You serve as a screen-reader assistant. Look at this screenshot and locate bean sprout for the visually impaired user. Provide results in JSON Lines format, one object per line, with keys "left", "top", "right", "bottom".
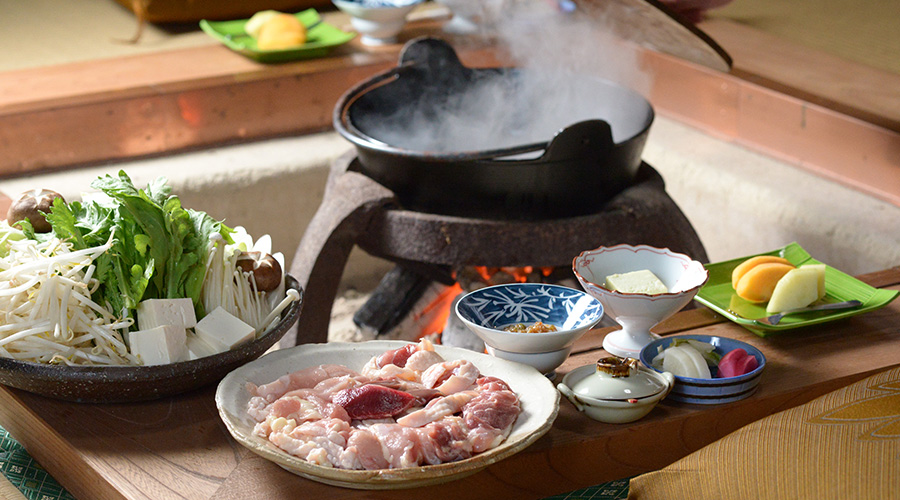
{"left": 201, "top": 233, "right": 295, "bottom": 335}
{"left": 0, "top": 234, "right": 139, "bottom": 365}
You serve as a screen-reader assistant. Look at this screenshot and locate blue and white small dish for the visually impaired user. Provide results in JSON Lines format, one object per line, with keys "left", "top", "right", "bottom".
{"left": 456, "top": 284, "right": 604, "bottom": 375}
{"left": 639, "top": 334, "right": 766, "bottom": 405}
{"left": 332, "top": 0, "right": 425, "bottom": 45}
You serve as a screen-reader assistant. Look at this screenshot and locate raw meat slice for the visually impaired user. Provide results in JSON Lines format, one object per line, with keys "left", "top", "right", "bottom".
{"left": 248, "top": 342, "right": 523, "bottom": 471}
{"left": 252, "top": 364, "right": 359, "bottom": 402}
{"left": 340, "top": 428, "right": 390, "bottom": 470}
{"left": 333, "top": 384, "right": 417, "bottom": 420}
{"left": 421, "top": 359, "right": 480, "bottom": 394}
{"left": 396, "top": 390, "right": 478, "bottom": 427}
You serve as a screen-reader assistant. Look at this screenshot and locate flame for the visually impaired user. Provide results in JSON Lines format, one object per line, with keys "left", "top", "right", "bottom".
{"left": 417, "top": 267, "right": 555, "bottom": 339}
{"left": 416, "top": 283, "right": 462, "bottom": 340}
{"left": 473, "top": 266, "right": 554, "bottom": 283}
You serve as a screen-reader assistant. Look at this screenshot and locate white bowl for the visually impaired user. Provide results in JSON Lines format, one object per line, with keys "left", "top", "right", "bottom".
{"left": 485, "top": 344, "right": 574, "bottom": 376}
{"left": 455, "top": 283, "right": 604, "bottom": 376}
{"left": 573, "top": 244, "right": 708, "bottom": 359}
{"left": 332, "top": 0, "right": 424, "bottom": 45}
{"left": 557, "top": 358, "right": 675, "bottom": 424}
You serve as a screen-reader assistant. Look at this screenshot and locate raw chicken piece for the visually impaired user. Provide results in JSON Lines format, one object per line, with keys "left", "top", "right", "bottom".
{"left": 268, "top": 418, "right": 352, "bottom": 467}
{"left": 248, "top": 343, "right": 522, "bottom": 471}
{"left": 423, "top": 416, "right": 475, "bottom": 463}
{"left": 464, "top": 390, "right": 520, "bottom": 452}
{"left": 421, "top": 359, "right": 481, "bottom": 394}
{"left": 252, "top": 364, "right": 359, "bottom": 402}
{"left": 362, "top": 339, "right": 443, "bottom": 382}
{"left": 366, "top": 422, "right": 442, "bottom": 468}
{"left": 396, "top": 390, "right": 478, "bottom": 427}
{"left": 404, "top": 348, "right": 444, "bottom": 373}
{"left": 375, "top": 343, "right": 419, "bottom": 368}
{"left": 339, "top": 428, "right": 390, "bottom": 470}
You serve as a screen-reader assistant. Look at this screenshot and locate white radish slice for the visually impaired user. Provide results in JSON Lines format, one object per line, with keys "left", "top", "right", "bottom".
{"left": 663, "top": 345, "right": 711, "bottom": 378}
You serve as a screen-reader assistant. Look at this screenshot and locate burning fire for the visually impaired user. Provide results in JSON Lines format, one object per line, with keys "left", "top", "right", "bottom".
{"left": 471, "top": 266, "right": 555, "bottom": 283}
{"left": 416, "top": 266, "right": 557, "bottom": 341}
{"left": 416, "top": 283, "right": 462, "bottom": 341}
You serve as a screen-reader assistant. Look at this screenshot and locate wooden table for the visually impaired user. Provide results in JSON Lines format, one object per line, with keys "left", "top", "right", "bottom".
{"left": 1, "top": 268, "right": 898, "bottom": 500}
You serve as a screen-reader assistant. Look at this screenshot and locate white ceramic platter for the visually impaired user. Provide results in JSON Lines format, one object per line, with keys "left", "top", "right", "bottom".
{"left": 215, "top": 340, "right": 560, "bottom": 489}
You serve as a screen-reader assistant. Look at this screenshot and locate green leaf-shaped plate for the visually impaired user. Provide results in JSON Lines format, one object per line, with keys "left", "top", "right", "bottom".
{"left": 200, "top": 9, "right": 355, "bottom": 63}
{"left": 694, "top": 242, "right": 899, "bottom": 336}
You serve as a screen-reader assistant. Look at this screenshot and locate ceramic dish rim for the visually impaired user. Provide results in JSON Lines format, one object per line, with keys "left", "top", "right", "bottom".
{"left": 0, "top": 275, "right": 302, "bottom": 401}
{"left": 572, "top": 243, "right": 710, "bottom": 299}
{"left": 638, "top": 333, "right": 766, "bottom": 384}
{"left": 215, "top": 340, "right": 560, "bottom": 489}
{"left": 693, "top": 242, "right": 900, "bottom": 333}
{"left": 454, "top": 283, "right": 605, "bottom": 337}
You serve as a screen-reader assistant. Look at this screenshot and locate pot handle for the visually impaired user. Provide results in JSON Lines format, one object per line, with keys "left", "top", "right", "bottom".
{"left": 556, "top": 383, "right": 585, "bottom": 412}
{"left": 542, "top": 119, "right": 615, "bottom": 162}
{"left": 660, "top": 371, "right": 676, "bottom": 397}
{"left": 397, "top": 37, "right": 473, "bottom": 89}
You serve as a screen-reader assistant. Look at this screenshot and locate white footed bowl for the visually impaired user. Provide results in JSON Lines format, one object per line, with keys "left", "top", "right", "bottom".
{"left": 573, "top": 244, "right": 708, "bottom": 358}
{"left": 332, "top": 0, "right": 423, "bottom": 45}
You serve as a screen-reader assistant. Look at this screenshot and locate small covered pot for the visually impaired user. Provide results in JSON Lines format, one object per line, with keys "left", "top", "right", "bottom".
{"left": 557, "top": 356, "right": 674, "bottom": 424}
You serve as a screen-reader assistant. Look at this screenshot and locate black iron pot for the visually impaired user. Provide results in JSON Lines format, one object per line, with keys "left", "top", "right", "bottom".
{"left": 333, "top": 38, "right": 654, "bottom": 219}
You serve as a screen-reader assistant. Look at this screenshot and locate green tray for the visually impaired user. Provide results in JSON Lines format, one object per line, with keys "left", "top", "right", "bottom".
{"left": 200, "top": 9, "right": 355, "bottom": 63}
{"left": 694, "top": 242, "right": 899, "bottom": 336}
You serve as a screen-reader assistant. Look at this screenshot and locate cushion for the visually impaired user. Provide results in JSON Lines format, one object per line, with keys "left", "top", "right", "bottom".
{"left": 628, "top": 365, "right": 900, "bottom": 499}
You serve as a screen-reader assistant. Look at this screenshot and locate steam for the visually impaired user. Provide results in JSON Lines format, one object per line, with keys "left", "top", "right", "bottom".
{"left": 360, "top": 0, "right": 653, "bottom": 154}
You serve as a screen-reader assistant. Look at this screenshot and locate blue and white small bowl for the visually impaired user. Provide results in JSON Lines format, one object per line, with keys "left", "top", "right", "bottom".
{"left": 332, "top": 0, "right": 425, "bottom": 45}
{"left": 456, "top": 284, "right": 604, "bottom": 375}
{"left": 639, "top": 334, "right": 767, "bottom": 405}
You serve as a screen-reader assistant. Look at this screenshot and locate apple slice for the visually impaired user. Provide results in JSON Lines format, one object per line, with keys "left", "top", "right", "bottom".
{"left": 766, "top": 265, "right": 826, "bottom": 313}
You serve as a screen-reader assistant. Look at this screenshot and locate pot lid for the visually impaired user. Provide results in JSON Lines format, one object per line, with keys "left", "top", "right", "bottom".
{"left": 560, "top": 0, "right": 731, "bottom": 72}
{"left": 570, "top": 356, "right": 668, "bottom": 400}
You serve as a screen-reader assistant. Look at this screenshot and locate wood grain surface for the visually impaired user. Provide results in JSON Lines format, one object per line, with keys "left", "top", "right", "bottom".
{"left": 0, "top": 269, "right": 897, "bottom": 500}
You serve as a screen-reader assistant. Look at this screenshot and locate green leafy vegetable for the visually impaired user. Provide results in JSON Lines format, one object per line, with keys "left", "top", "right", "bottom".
{"left": 44, "top": 170, "right": 232, "bottom": 325}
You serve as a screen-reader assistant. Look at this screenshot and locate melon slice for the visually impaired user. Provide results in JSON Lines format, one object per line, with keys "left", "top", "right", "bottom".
{"left": 731, "top": 255, "right": 793, "bottom": 289}
{"left": 766, "top": 265, "right": 827, "bottom": 313}
{"left": 735, "top": 262, "right": 795, "bottom": 303}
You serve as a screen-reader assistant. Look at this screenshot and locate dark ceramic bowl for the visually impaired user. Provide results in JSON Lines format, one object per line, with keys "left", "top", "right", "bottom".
{"left": 0, "top": 275, "right": 303, "bottom": 403}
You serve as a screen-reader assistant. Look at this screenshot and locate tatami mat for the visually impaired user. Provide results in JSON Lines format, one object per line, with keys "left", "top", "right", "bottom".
{"left": 709, "top": 0, "right": 899, "bottom": 74}
{"left": 0, "top": 0, "right": 896, "bottom": 74}
{"left": 0, "top": 0, "right": 213, "bottom": 72}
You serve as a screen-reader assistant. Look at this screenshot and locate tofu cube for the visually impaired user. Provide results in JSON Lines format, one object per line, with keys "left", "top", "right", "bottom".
{"left": 186, "top": 332, "right": 222, "bottom": 360}
{"left": 137, "top": 298, "right": 197, "bottom": 331}
{"left": 194, "top": 307, "right": 256, "bottom": 353}
{"left": 129, "top": 325, "right": 187, "bottom": 366}
{"left": 604, "top": 269, "right": 668, "bottom": 295}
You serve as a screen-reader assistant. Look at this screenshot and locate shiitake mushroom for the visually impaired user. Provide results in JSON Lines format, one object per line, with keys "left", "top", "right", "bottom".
{"left": 236, "top": 251, "right": 283, "bottom": 292}
{"left": 7, "top": 189, "right": 64, "bottom": 233}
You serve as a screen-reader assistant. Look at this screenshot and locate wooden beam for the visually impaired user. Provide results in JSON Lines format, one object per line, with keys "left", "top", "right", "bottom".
{"left": 1, "top": 14, "right": 897, "bottom": 209}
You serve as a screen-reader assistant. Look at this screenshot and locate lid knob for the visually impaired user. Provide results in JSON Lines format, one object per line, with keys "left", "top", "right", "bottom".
{"left": 596, "top": 356, "right": 638, "bottom": 378}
